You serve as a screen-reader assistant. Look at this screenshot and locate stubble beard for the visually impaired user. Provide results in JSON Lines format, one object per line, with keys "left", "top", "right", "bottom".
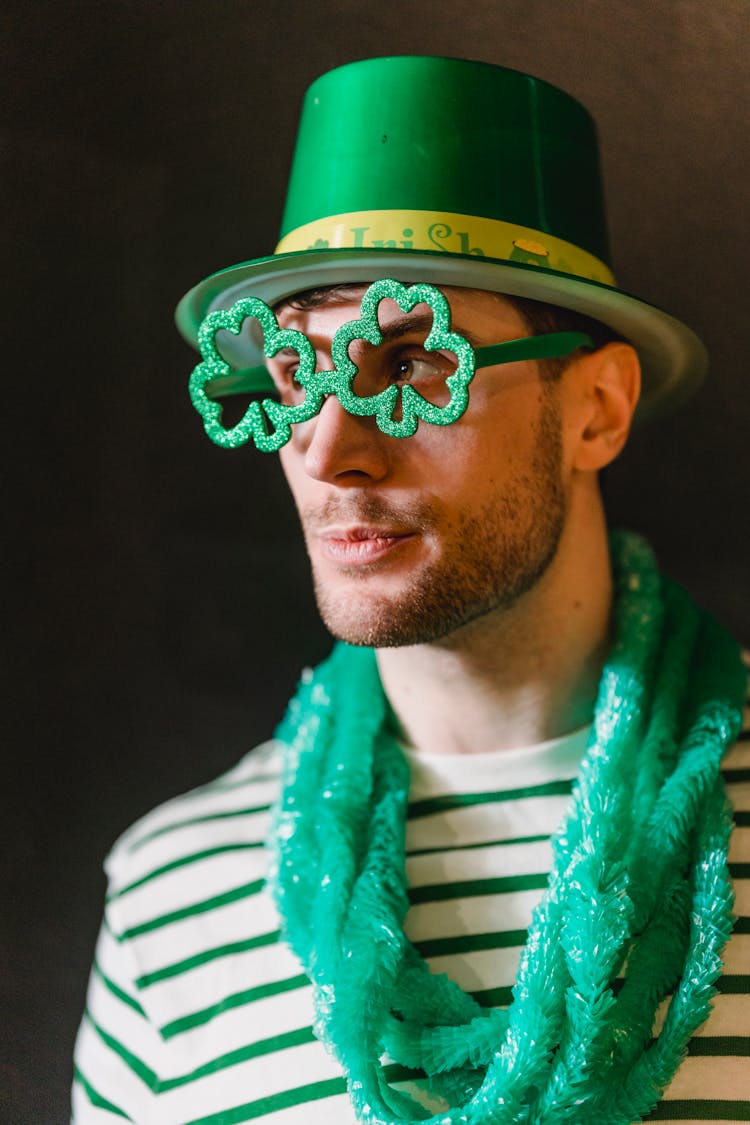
{"left": 303, "top": 394, "right": 567, "bottom": 648}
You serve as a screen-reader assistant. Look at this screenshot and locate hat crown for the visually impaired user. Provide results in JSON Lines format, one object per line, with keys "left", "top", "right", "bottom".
{"left": 280, "top": 56, "right": 610, "bottom": 265}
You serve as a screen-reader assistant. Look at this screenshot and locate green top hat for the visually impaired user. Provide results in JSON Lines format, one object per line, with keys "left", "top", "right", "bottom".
{"left": 176, "top": 56, "right": 707, "bottom": 419}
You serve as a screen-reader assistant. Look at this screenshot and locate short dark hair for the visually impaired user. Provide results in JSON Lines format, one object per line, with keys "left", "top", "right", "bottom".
{"left": 498, "top": 293, "right": 626, "bottom": 379}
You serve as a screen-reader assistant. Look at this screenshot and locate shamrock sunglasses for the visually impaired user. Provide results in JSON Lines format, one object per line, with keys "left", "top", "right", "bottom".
{"left": 189, "top": 279, "right": 593, "bottom": 453}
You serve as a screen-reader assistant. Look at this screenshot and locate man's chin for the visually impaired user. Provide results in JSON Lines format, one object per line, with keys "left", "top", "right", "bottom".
{"left": 313, "top": 582, "right": 441, "bottom": 648}
{"left": 320, "top": 616, "right": 440, "bottom": 649}
{"left": 313, "top": 578, "right": 502, "bottom": 649}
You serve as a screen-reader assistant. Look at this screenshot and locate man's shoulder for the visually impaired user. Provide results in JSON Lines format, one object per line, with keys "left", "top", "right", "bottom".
{"left": 104, "top": 739, "right": 283, "bottom": 897}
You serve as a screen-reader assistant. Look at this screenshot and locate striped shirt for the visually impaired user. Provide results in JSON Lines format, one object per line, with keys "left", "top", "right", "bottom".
{"left": 73, "top": 702, "right": 750, "bottom": 1124}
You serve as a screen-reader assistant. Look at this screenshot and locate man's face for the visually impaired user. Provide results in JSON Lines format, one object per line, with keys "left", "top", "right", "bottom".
{"left": 274, "top": 286, "right": 567, "bottom": 648}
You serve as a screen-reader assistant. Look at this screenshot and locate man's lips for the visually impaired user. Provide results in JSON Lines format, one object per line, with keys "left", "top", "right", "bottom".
{"left": 317, "top": 525, "right": 416, "bottom": 565}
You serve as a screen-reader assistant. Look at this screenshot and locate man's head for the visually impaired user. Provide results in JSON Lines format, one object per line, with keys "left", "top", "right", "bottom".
{"left": 177, "top": 55, "right": 704, "bottom": 645}
{"left": 271, "top": 284, "right": 640, "bottom": 647}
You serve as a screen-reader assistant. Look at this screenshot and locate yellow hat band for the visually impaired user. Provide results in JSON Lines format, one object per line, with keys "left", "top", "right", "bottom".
{"left": 274, "top": 209, "right": 616, "bottom": 287}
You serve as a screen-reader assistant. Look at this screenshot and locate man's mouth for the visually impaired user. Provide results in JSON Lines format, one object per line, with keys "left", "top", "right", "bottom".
{"left": 317, "top": 525, "right": 416, "bottom": 566}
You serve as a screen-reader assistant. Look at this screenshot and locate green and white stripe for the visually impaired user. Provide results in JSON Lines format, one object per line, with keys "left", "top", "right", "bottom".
{"left": 73, "top": 707, "right": 750, "bottom": 1124}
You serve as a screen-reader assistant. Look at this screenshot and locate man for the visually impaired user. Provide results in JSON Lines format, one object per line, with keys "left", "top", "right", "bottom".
{"left": 72, "top": 57, "right": 748, "bottom": 1124}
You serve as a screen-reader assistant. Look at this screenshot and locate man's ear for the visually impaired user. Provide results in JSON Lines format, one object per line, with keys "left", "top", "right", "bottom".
{"left": 569, "top": 342, "right": 641, "bottom": 471}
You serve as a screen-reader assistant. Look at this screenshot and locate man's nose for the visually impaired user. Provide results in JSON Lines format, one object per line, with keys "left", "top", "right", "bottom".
{"left": 296, "top": 394, "right": 391, "bottom": 484}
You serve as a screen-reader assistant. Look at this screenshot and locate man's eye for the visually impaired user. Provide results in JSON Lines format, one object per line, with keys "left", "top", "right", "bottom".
{"left": 391, "top": 351, "right": 455, "bottom": 384}
{"left": 268, "top": 369, "right": 303, "bottom": 405}
{"left": 267, "top": 361, "right": 305, "bottom": 402}
{"left": 395, "top": 357, "right": 443, "bottom": 384}
{"left": 385, "top": 350, "right": 456, "bottom": 407}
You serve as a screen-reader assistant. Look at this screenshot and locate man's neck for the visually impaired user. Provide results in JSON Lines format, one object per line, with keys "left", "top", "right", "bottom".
{"left": 376, "top": 508, "right": 613, "bottom": 756}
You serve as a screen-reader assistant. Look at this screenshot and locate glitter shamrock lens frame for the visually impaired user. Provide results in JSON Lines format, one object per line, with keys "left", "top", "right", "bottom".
{"left": 188, "top": 279, "right": 594, "bottom": 452}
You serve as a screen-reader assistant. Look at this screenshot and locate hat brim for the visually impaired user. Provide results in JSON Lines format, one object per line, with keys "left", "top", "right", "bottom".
{"left": 175, "top": 247, "right": 707, "bottom": 422}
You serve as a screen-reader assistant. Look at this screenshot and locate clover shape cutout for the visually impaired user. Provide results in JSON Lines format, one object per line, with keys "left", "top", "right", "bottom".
{"left": 330, "top": 279, "right": 476, "bottom": 438}
{"left": 189, "top": 297, "right": 321, "bottom": 453}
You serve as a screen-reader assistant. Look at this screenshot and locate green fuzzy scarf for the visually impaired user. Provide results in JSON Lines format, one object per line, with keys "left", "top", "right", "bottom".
{"left": 271, "top": 532, "right": 745, "bottom": 1125}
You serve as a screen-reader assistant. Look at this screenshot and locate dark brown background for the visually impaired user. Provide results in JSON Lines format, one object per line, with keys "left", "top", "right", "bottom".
{"left": 2, "top": 1, "right": 748, "bottom": 1120}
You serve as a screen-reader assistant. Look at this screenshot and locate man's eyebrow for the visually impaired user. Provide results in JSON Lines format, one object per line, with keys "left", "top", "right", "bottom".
{"left": 371, "top": 312, "right": 484, "bottom": 349}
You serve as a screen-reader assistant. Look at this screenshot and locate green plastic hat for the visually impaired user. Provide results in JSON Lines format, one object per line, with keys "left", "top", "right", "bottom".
{"left": 175, "top": 56, "right": 707, "bottom": 418}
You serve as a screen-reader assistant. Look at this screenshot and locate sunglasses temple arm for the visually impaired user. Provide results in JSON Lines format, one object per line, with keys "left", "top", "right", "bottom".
{"left": 474, "top": 331, "right": 593, "bottom": 369}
